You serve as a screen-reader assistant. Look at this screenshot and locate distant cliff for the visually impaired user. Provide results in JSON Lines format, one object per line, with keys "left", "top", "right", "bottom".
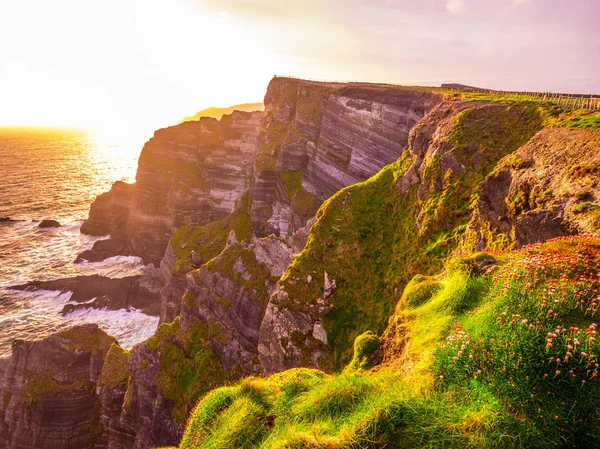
{"left": 180, "top": 103, "right": 264, "bottom": 123}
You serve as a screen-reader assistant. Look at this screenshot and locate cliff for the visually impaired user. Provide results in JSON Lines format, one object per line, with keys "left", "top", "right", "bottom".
{"left": 0, "top": 325, "right": 114, "bottom": 449}
{"left": 180, "top": 103, "right": 264, "bottom": 123}
{"left": 82, "top": 110, "right": 263, "bottom": 266}
{"left": 4, "top": 78, "right": 600, "bottom": 449}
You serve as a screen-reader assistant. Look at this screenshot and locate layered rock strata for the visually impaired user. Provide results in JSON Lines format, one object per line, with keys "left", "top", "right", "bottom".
{"left": 82, "top": 111, "right": 264, "bottom": 266}
{"left": 464, "top": 127, "right": 600, "bottom": 250}
{"left": 249, "top": 78, "right": 443, "bottom": 237}
{"left": 0, "top": 325, "right": 114, "bottom": 449}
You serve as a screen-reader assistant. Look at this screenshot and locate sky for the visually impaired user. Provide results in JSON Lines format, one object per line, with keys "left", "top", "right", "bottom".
{"left": 0, "top": 0, "right": 598, "bottom": 138}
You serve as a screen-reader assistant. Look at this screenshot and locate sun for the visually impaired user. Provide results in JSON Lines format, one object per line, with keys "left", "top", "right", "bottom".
{"left": 0, "top": 0, "right": 274, "bottom": 139}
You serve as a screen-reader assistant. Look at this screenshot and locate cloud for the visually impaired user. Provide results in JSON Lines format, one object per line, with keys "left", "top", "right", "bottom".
{"left": 446, "top": 0, "right": 464, "bottom": 14}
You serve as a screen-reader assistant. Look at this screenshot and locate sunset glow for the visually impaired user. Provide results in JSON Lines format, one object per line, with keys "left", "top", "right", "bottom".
{"left": 1, "top": 0, "right": 599, "bottom": 139}
{"left": 0, "top": 0, "right": 278, "bottom": 138}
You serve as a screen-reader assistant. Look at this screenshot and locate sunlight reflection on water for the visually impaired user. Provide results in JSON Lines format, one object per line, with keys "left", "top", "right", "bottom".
{"left": 0, "top": 127, "right": 158, "bottom": 357}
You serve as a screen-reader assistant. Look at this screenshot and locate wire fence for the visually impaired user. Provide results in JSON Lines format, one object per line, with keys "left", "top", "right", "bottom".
{"left": 273, "top": 75, "right": 600, "bottom": 111}
{"left": 450, "top": 89, "right": 600, "bottom": 111}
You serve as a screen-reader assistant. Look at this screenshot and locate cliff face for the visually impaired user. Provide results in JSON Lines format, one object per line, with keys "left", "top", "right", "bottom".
{"left": 0, "top": 325, "right": 114, "bottom": 449}
{"left": 257, "top": 102, "right": 600, "bottom": 375}
{"left": 464, "top": 127, "right": 600, "bottom": 250}
{"left": 14, "top": 78, "right": 599, "bottom": 449}
{"left": 148, "top": 79, "right": 444, "bottom": 327}
{"left": 81, "top": 79, "right": 442, "bottom": 265}
{"left": 82, "top": 111, "right": 263, "bottom": 266}
{"left": 249, "top": 78, "right": 442, "bottom": 237}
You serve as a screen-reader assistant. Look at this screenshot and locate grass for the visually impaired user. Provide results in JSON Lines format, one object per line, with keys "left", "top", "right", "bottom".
{"left": 98, "top": 344, "right": 130, "bottom": 390}
{"left": 144, "top": 317, "right": 230, "bottom": 422}
{"left": 23, "top": 371, "right": 94, "bottom": 406}
{"left": 58, "top": 325, "right": 115, "bottom": 355}
{"left": 435, "top": 235, "right": 600, "bottom": 447}
{"left": 274, "top": 102, "right": 544, "bottom": 370}
{"left": 163, "top": 235, "right": 600, "bottom": 449}
{"left": 170, "top": 193, "right": 252, "bottom": 274}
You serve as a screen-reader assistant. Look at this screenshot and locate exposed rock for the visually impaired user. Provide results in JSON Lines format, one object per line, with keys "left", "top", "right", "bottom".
{"left": 312, "top": 322, "right": 328, "bottom": 344}
{"left": 225, "top": 229, "right": 238, "bottom": 248}
{"left": 11, "top": 274, "right": 160, "bottom": 316}
{"left": 182, "top": 235, "right": 299, "bottom": 374}
{"left": 116, "top": 342, "right": 183, "bottom": 449}
{"left": 249, "top": 78, "right": 443, "bottom": 237}
{"left": 323, "top": 271, "right": 336, "bottom": 298}
{"left": 96, "top": 344, "right": 133, "bottom": 449}
{"left": 0, "top": 325, "right": 114, "bottom": 449}
{"left": 81, "top": 181, "right": 135, "bottom": 238}
{"left": 75, "top": 238, "right": 127, "bottom": 263}
{"left": 465, "top": 127, "right": 600, "bottom": 250}
{"left": 38, "top": 219, "right": 61, "bottom": 228}
{"left": 81, "top": 112, "right": 263, "bottom": 266}
{"left": 258, "top": 289, "right": 329, "bottom": 374}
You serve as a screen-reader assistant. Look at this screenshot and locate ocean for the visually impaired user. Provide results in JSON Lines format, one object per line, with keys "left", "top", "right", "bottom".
{"left": 0, "top": 127, "right": 159, "bottom": 358}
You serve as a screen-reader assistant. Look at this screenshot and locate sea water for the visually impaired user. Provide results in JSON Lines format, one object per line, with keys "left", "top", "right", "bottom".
{"left": 0, "top": 127, "right": 159, "bottom": 357}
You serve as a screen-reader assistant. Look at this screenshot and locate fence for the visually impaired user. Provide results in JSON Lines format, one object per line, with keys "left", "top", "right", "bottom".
{"left": 451, "top": 89, "right": 600, "bottom": 111}
{"left": 273, "top": 75, "right": 600, "bottom": 111}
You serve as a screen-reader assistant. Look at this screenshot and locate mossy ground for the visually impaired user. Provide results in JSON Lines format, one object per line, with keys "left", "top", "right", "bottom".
{"left": 276, "top": 103, "right": 544, "bottom": 370}
{"left": 144, "top": 317, "right": 230, "bottom": 422}
{"left": 98, "top": 344, "right": 130, "bottom": 390}
{"left": 170, "top": 193, "right": 252, "bottom": 274}
{"left": 23, "top": 371, "right": 95, "bottom": 406}
{"left": 58, "top": 325, "right": 115, "bottom": 355}
{"left": 201, "top": 242, "right": 280, "bottom": 305}
{"left": 164, "top": 235, "right": 600, "bottom": 449}
{"left": 280, "top": 170, "right": 318, "bottom": 219}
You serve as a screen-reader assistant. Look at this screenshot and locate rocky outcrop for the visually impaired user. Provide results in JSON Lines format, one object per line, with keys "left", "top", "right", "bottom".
{"left": 257, "top": 99, "right": 548, "bottom": 373}
{"left": 0, "top": 325, "right": 114, "bottom": 449}
{"left": 38, "top": 219, "right": 61, "bottom": 228}
{"left": 11, "top": 271, "right": 163, "bottom": 316}
{"left": 249, "top": 78, "right": 443, "bottom": 237}
{"left": 116, "top": 342, "right": 183, "bottom": 449}
{"left": 81, "top": 181, "right": 135, "bottom": 238}
{"left": 464, "top": 127, "right": 600, "bottom": 250}
{"left": 81, "top": 111, "right": 264, "bottom": 266}
{"left": 182, "top": 222, "right": 312, "bottom": 375}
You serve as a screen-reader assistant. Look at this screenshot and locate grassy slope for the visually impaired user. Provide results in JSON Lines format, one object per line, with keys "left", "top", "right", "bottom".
{"left": 153, "top": 96, "right": 600, "bottom": 447}
{"left": 164, "top": 235, "right": 600, "bottom": 449}
{"left": 276, "top": 102, "right": 544, "bottom": 370}
{"left": 143, "top": 316, "right": 231, "bottom": 422}
{"left": 169, "top": 193, "right": 253, "bottom": 274}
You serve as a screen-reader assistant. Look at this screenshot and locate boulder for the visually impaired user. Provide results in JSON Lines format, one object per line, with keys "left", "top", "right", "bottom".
{"left": 39, "top": 219, "right": 61, "bottom": 228}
